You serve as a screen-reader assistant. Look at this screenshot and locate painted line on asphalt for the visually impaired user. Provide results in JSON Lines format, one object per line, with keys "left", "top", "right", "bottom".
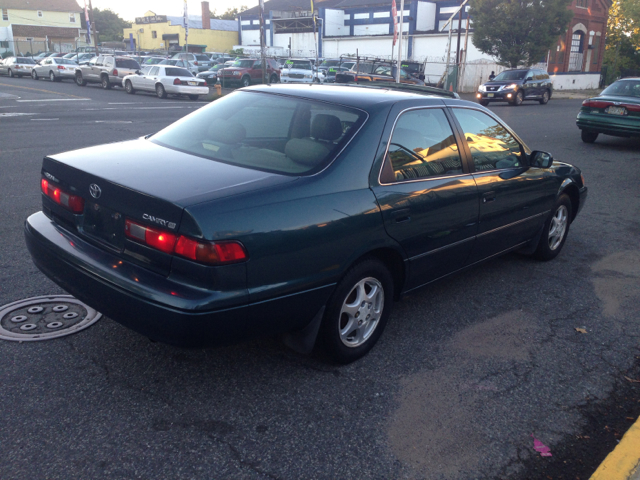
{"left": 0, "top": 112, "right": 37, "bottom": 117}
{"left": 590, "top": 415, "right": 640, "bottom": 480}
{"left": 0, "top": 82, "right": 89, "bottom": 98}
{"left": 31, "top": 118, "right": 59, "bottom": 121}
{"left": 95, "top": 120, "right": 132, "bottom": 123}
{"left": 16, "top": 98, "right": 91, "bottom": 102}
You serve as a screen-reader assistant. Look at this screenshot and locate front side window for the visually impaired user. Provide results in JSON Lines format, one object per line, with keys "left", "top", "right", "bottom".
{"left": 384, "top": 108, "right": 462, "bottom": 182}
{"left": 148, "top": 66, "right": 159, "bottom": 76}
{"left": 451, "top": 108, "right": 523, "bottom": 171}
{"left": 151, "top": 91, "right": 367, "bottom": 176}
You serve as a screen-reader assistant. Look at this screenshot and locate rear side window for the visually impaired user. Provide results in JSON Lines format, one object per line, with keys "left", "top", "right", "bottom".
{"left": 384, "top": 108, "right": 462, "bottom": 182}
{"left": 116, "top": 59, "right": 140, "bottom": 69}
{"left": 151, "top": 91, "right": 367, "bottom": 176}
{"left": 18, "top": 57, "right": 35, "bottom": 64}
{"left": 165, "top": 67, "right": 192, "bottom": 77}
{"left": 451, "top": 108, "right": 523, "bottom": 171}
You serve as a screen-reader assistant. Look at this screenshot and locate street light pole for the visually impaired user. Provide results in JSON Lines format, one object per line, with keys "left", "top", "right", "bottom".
{"left": 259, "top": 0, "right": 266, "bottom": 83}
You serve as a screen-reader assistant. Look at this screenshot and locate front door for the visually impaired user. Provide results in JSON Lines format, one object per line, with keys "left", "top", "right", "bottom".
{"left": 372, "top": 107, "right": 479, "bottom": 290}
{"left": 449, "top": 107, "right": 557, "bottom": 264}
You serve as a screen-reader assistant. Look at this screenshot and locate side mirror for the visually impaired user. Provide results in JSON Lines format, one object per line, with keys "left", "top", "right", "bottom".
{"left": 136, "top": 70, "right": 141, "bottom": 75}
{"left": 530, "top": 150, "right": 553, "bottom": 168}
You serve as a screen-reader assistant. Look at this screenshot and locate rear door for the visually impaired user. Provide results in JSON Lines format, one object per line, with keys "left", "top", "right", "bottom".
{"left": 448, "top": 106, "right": 557, "bottom": 263}
{"left": 371, "top": 106, "right": 479, "bottom": 289}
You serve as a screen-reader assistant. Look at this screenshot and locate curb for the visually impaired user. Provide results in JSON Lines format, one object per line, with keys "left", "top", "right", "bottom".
{"left": 590, "top": 415, "right": 640, "bottom": 480}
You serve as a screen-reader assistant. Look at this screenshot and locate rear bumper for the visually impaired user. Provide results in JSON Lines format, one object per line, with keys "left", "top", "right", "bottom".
{"left": 576, "top": 113, "right": 640, "bottom": 137}
{"left": 25, "top": 212, "right": 332, "bottom": 346}
{"left": 166, "top": 85, "right": 210, "bottom": 95}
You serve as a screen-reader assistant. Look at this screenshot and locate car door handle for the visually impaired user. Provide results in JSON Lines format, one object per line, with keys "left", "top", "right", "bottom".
{"left": 391, "top": 208, "right": 411, "bottom": 223}
{"left": 482, "top": 191, "right": 496, "bottom": 203}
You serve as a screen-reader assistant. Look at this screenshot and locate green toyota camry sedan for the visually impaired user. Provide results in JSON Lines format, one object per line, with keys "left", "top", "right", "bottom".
{"left": 577, "top": 77, "right": 640, "bottom": 143}
{"left": 25, "top": 84, "right": 587, "bottom": 363}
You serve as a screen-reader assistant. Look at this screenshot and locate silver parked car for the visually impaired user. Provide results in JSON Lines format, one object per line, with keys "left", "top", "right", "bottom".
{"left": 171, "top": 53, "right": 213, "bottom": 72}
{"left": 0, "top": 57, "right": 36, "bottom": 77}
{"left": 32, "top": 57, "right": 78, "bottom": 82}
{"left": 122, "top": 65, "right": 208, "bottom": 100}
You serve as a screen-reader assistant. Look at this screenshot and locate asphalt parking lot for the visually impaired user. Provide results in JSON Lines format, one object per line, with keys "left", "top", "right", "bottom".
{"left": 1, "top": 77, "right": 639, "bottom": 479}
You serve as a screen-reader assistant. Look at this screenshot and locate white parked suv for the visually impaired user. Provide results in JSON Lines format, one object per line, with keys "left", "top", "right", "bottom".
{"left": 122, "top": 65, "right": 209, "bottom": 100}
{"left": 280, "top": 58, "right": 321, "bottom": 84}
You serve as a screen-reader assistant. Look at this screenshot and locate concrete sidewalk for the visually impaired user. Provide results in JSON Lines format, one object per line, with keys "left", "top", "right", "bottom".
{"left": 590, "top": 415, "right": 640, "bottom": 480}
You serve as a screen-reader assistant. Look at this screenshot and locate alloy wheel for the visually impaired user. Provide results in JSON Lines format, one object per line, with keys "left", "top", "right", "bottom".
{"left": 548, "top": 205, "right": 568, "bottom": 251}
{"left": 339, "top": 277, "right": 384, "bottom": 348}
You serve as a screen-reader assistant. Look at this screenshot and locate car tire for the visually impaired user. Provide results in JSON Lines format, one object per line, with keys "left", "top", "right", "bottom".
{"left": 533, "top": 194, "right": 572, "bottom": 261}
{"left": 479, "top": 100, "right": 489, "bottom": 106}
{"left": 31, "top": 70, "right": 38, "bottom": 80}
{"left": 270, "top": 74, "right": 278, "bottom": 84}
{"left": 101, "top": 75, "right": 111, "bottom": 90}
{"left": 581, "top": 130, "right": 599, "bottom": 143}
{"left": 317, "top": 258, "right": 394, "bottom": 364}
{"left": 188, "top": 94, "right": 199, "bottom": 100}
{"left": 241, "top": 76, "right": 251, "bottom": 87}
{"left": 49, "top": 71, "right": 56, "bottom": 82}
{"left": 125, "top": 80, "right": 136, "bottom": 94}
{"left": 539, "top": 90, "right": 550, "bottom": 105}
{"left": 511, "top": 90, "right": 523, "bottom": 106}
{"left": 156, "top": 83, "right": 167, "bottom": 99}
{"left": 76, "top": 72, "right": 87, "bottom": 86}
{"left": 8, "top": 69, "right": 13, "bottom": 78}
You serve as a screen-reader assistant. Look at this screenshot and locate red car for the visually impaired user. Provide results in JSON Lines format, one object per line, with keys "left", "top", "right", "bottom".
{"left": 218, "top": 58, "right": 280, "bottom": 87}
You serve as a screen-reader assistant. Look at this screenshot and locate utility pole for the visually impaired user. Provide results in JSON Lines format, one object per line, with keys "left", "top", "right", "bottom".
{"left": 395, "top": 0, "right": 404, "bottom": 83}
{"left": 184, "top": 0, "right": 189, "bottom": 53}
{"left": 88, "top": 0, "right": 100, "bottom": 53}
{"left": 259, "top": 0, "right": 266, "bottom": 83}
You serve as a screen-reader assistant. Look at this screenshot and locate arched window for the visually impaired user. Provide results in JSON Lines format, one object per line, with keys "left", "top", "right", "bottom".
{"left": 569, "top": 30, "right": 585, "bottom": 71}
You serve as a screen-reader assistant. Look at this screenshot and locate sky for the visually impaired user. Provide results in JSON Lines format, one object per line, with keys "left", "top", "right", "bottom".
{"left": 89, "top": 0, "right": 259, "bottom": 22}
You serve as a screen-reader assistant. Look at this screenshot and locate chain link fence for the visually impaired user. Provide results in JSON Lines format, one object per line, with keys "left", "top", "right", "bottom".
{"left": 1, "top": 39, "right": 81, "bottom": 58}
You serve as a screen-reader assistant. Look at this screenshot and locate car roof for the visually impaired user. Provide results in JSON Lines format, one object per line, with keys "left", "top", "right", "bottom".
{"left": 245, "top": 83, "right": 468, "bottom": 111}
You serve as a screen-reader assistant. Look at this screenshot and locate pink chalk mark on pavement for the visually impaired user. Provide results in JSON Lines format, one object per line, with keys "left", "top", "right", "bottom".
{"left": 531, "top": 434, "right": 552, "bottom": 457}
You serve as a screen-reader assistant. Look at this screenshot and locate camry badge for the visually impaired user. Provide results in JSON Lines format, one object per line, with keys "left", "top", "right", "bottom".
{"left": 89, "top": 184, "right": 102, "bottom": 199}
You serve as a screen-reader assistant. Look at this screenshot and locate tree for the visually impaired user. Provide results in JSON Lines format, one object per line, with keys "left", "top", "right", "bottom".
{"left": 470, "top": 0, "right": 574, "bottom": 67}
{"left": 210, "top": 6, "right": 247, "bottom": 20}
{"left": 603, "top": 0, "right": 640, "bottom": 82}
{"left": 85, "top": 8, "right": 132, "bottom": 42}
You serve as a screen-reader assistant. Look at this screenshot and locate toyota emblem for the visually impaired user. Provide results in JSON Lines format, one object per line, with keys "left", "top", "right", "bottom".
{"left": 89, "top": 184, "right": 102, "bottom": 199}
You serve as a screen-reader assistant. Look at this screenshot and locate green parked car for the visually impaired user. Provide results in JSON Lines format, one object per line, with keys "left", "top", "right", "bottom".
{"left": 577, "top": 78, "right": 640, "bottom": 143}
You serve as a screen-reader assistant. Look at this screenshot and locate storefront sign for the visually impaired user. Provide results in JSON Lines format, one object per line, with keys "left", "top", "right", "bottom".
{"left": 135, "top": 15, "right": 167, "bottom": 24}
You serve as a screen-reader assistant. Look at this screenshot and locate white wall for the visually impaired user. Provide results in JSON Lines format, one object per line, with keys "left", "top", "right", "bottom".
{"left": 241, "top": 29, "right": 261, "bottom": 46}
{"left": 413, "top": 33, "right": 487, "bottom": 63}
{"left": 354, "top": 24, "right": 389, "bottom": 35}
{"left": 273, "top": 32, "right": 317, "bottom": 57}
{"left": 323, "top": 35, "right": 408, "bottom": 59}
{"left": 416, "top": 2, "right": 436, "bottom": 31}
{"left": 549, "top": 73, "right": 600, "bottom": 90}
{"left": 325, "top": 9, "right": 346, "bottom": 36}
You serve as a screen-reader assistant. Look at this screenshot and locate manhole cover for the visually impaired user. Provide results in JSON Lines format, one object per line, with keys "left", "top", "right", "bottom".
{"left": 0, "top": 295, "right": 102, "bottom": 342}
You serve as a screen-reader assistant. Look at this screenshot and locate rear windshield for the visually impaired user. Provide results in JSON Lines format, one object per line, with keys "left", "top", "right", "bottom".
{"left": 17, "top": 57, "right": 36, "bottom": 64}
{"left": 196, "top": 55, "right": 210, "bottom": 61}
{"left": 493, "top": 70, "right": 527, "bottom": 81}
{"left": 321, "top": 60, "right": 340, "bottom": 68}
{"left": 116, "top": 59, "right": 140, "bottom": 69}
{"left": 145, "top": 57, "right": 165, "bottom": 64}
{"left": 151, "top": 91, "right": 367, "bottom": 176}
{"left": 165, "top": 67, "right": 192, "bottom": 77}
{"left": 56, "top": 58, "right": 76, "bottom": 65}
{"left": 601, "top": 80, "right": 640, "bottom": 97}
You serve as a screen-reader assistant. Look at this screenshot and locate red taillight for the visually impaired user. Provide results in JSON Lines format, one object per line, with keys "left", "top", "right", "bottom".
{"left": 583, "top": 99, "right": 612, "bottom": 109}
{"left": 41, "top": 178, "right": 85, "bottom": 213}
{"left": 173, "top": 77, "right": 182, "bottom": 85}
{"left": 125, "top": 218, "right": 247, "bottom": 264}
{"left": 112, "top": 68, "right": 118, "bottom": 76}
{"left": 57, "top": 65, "right": 64, "bottom": 70}
{"left": 125, "top": 219, "right": 177, "bottom": 254}
{"left": 194, "top": 61, "right": 198, "bottom": 66}
{"left": 174, "top": 236, "right": 247, "bottom": 265}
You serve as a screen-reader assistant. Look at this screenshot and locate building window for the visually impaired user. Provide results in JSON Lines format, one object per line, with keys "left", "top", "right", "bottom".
{"left": 0, "top": 40, "right": 8, "bottom": 48}
{"left": 70, "top": 13, "right": 76, "bottom": 23}
{"left": 2, "top": 9, "right": 8, "bottom": 21}
{"left": 152, "top": 31, "right": 157, "bottom": 38}
{"left": 577, "top": 0, "right": 588, "bottom": 7}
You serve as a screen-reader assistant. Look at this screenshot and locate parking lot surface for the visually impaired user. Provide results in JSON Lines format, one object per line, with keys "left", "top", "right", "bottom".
{"left": 1, "top": 78, "right": 639, "bottom": 479}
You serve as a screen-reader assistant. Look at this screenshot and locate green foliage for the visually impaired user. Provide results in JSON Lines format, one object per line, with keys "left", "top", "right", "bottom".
{"left": 603, "top": 0, "right": 640, "bottom": 82}
{"left": 470, "top": 0, "right": 574, "bottom": 67}
{"left": 210, "top": 6, "right": 247, "bottom": 20}
{"left": 1, "top": 50, "right": 14, "bottom": 58}
{"left": 89, "top": 8, "right": 132, "bottom": 42}
{"left": 229, "top": 48, "right": 244, "bottom": 55}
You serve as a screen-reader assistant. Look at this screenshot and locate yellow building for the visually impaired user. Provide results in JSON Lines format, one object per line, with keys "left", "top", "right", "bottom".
{"left": 123, "top": 2, "right": 238, "bottom": 53}
{"left": 0, "top": 0, "right": 86, "bottom": 55}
